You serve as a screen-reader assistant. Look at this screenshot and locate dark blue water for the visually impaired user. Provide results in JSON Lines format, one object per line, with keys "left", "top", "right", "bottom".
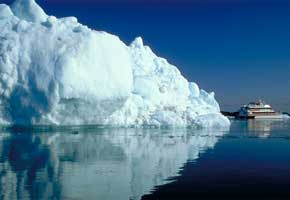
{"left": 0, "top": 120, "right": 290, "bottom": 200}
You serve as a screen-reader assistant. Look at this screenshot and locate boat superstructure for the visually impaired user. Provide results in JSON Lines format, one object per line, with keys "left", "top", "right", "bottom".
{"left": 237, "top": 100, "right": 284, "bottom": 119}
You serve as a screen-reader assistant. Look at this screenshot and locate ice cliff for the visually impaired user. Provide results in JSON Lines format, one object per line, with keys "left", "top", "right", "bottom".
{"left": 0, "top": 0, "right": 230, "bottom": 127}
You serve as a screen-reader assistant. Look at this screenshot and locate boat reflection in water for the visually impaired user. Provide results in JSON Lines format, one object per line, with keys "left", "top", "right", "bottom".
{"left": 246, "top": 119, "right": 290, "bottom": 138}
{"left": 0, "top": 127, "right": 228, "bottom": 200}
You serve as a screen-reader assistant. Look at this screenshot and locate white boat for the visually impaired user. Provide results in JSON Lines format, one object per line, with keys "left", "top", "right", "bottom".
{"left": 237, "top": 100, "right": 284, "bottom": 119}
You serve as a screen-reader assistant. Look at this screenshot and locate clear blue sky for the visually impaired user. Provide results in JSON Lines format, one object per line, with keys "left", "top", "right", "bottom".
{"left": 3, "top": 0, "right": 290, "bottom": 111}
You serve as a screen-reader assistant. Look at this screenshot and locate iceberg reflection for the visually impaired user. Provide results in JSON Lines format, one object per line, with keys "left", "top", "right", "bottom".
{"left": 0, "top": 127, "right": 227, "bottom": 200}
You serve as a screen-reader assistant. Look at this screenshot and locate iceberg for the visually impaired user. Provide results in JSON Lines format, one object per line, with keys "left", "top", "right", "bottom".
{"left": 0, "top": 0, "right": 230, "bottom": 127}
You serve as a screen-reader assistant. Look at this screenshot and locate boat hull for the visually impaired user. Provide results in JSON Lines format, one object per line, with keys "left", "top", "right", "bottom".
{"left": 253, "top": 115, "right": 285, "bottom": 119}
{"left": 236, "top": 114, "right": 285, "bottom": 119}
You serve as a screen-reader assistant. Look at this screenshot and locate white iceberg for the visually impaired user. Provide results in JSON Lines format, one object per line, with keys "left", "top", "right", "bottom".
{"left": 0, "top": 0, "right": 230, "bottom": 128}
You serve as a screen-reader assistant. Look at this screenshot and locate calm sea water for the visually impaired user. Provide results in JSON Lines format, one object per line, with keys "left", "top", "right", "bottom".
{"left": 1, "top": 120, "right": 290, "bottom": 200}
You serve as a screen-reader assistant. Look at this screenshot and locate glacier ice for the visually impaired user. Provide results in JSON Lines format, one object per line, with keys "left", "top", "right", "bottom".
{"left": 0, "top": 0, "right": 230, "bottom": 128}
{"left": 11, "top": 0, "right": 47, "bottom": 23}
{"left": 106, "top": 38, "right": 229, "bottom": 127}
